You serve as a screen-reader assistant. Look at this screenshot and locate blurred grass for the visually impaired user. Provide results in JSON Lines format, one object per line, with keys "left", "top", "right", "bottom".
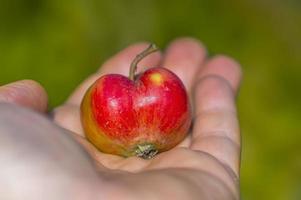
{"left": 0, "top": 0, "right": 300, "bottom": 199}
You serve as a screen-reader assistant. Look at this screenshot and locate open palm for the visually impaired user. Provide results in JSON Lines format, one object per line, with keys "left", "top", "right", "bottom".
{"left": 50, "top": 38, "right": 242, "bottom": 199}
{"left": 0, "top": 38, "right": 241, "bottom": 199}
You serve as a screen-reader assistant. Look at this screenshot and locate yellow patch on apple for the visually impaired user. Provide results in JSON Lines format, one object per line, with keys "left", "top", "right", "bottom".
{"left": 150, "top": 73, "right": 164, "bottom": 85}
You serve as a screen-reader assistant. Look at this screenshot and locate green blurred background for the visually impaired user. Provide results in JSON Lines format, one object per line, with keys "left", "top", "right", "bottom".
{"left": 1, "top": 0, "right": 300, "bottom": 199}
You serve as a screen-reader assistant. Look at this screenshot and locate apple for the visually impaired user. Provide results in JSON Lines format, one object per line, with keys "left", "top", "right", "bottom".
{"left": 80, "top": 44, "right": 191, "bottom": 159}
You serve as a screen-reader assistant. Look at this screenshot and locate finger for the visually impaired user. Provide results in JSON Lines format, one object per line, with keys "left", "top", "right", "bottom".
{"left": 0, "top": 80, "right": 48, "bottom": 112}
{"left": 198, "top": 55, "right": 242, "bottom": 94}
{"left": 190, "top": 55, "right": 242, "bottom": 177}
{"left": 162, "top": 37, "right": 207, "bottom": 93}
{"left": 51, "top": 104, "right": 84, "bottom": 135}
{"left": 67, "top": 43, "right": 162, "bottom": 106}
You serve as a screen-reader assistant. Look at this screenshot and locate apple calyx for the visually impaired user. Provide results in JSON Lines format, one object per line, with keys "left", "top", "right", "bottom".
{"left": 129, "top": 44, "right": 158, "bottom": 80}
{"left": 135, "top": 143, "right": 158, "bottom": 159}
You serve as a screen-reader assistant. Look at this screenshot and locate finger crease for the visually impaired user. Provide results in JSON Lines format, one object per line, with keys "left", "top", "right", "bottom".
{"left": 192, "top": 132, "right": 240, "bottom": 149}
{"left": 194, "top": 150, "right": 240, "bottom": 185}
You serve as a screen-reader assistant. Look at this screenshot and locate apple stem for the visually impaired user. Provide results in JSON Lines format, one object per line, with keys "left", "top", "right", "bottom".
{"left": 135, "top": 143, "right": 158, "bottom": 159}
{"left": 129, "top": 44, "right": 159, "bottom": 80}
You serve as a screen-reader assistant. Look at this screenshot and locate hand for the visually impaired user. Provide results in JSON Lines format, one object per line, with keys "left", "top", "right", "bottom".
{"left": 0, "top": 38, "right": 242, "bottom": 200}
{"left": 53, "top": 37, "right": 242, "bottom": 199}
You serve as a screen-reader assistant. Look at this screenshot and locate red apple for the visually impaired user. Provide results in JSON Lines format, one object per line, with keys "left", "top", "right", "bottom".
{"left": 80, "top": 44, "right": 191, "bottom": 159}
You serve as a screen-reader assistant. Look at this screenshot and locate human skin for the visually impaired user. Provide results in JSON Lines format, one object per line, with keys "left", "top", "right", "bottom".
{"left": 0, "top": 38, "right": 242, "bottom": 200}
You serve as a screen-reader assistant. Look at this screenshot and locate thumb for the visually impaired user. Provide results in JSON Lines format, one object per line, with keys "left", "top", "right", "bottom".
{"left": 0, "top": 80, "right": 48, "bottom": 112}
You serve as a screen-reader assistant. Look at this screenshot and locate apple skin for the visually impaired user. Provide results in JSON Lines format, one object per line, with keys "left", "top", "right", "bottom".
{"left": 81, "top": 67, "right": 191, "bottom": 158}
